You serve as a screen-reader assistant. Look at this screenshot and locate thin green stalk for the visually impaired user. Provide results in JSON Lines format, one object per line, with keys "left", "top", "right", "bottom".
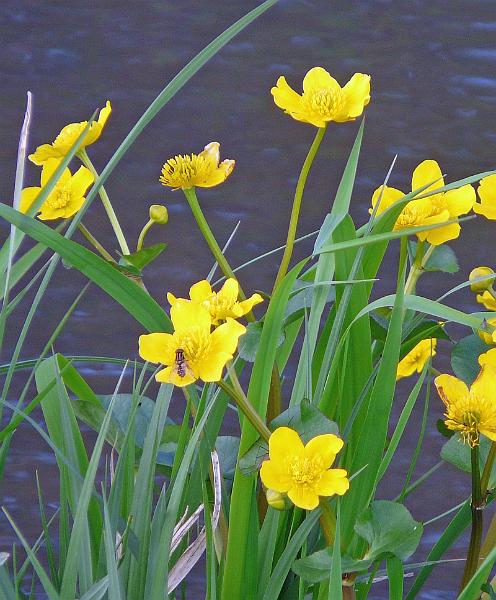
{"left": 460, "top": 444, "right": 483, "bottom": 591}
{"left": 136, "top": 219, "right": 154, "bottom": 252}
{"left": 216, "top": 379, "right": 270, "bottom": 442}
{"left": 319, "top": 498, "right": 336, "bottom": 546}
{"left": 272, "top": 126, "right": 327, "bottom": 293}
{"left": 481, "top": 441, "right": 496, "bottom": 496}
{"left": 78, "top": 149, "right": 130, "bottom": 255}
{"left": 77, "top": 224, "right": 115, "bottom": 262}
{"left": 404, "top": 242, "right": 435, "bottom": 296}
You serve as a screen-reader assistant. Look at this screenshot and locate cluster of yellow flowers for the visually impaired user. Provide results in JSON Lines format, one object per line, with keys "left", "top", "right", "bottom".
{"left": 138, "top": 278, "right": 262, "bottom": 387}
{"left": 22, "top": 102, "right": 112, "bottom": 220}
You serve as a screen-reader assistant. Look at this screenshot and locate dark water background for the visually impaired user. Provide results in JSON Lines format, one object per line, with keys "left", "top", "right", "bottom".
{"left": 2, "top": 0, "right": 496, "bottom": 597}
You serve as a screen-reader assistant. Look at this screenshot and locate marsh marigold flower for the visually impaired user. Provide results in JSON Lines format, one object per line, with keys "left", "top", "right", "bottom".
{"left": 159, "top": 142, "right": 234, "bottom": 190}
{"left": 396, "top": 339, "right": 437, "bottom": 380}
{"left": 435, "top": 365, "right": 496, "bottom": 447}
{"left": 29, "top": 101, "right": 112, "bottom": 165}
{"left": 20, "top": 158, "right": 94, "bottom": 220}
{"left": 370, "top": 160, "right": 475, "bottom": 246}
{"left": 139, "top": 301, "right": 245, "bottom": 387}
{"left": 272, "top": 67, "right": 370, "bottom": 128}
{"left": 259, "top": 427, "right": 349, "bottom": 510}
{"left": 474, "top": 174, "right": 496, "bottom": 220}
{"left": 167, "top": 279, "right": 263, "bottom": 325}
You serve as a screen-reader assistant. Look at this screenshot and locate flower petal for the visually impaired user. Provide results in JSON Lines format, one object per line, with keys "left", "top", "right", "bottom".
{"left": 209, "top": 318, "right": 246, "bottom": 355}
{"left": 412, "top": 160, "right": 444, "bottom": 197}
{"left": 189, "top": 280, "right": 213, "bottom": 303}
{"left": 41, "top": 158, "right": 71, "bottom": 187}
{"left": 70, "top": 166, "right": 94, "bottom": 197}
{"left": 287, "top": 485, "right": 319, "bottom": 510}
{"left": 170, "top": 301, "right": 211, "bottom": 332}
{"left": 232, "top": 293, "right": 264, "bottom": 317}
{"left": 268, "top": 427, "right": 304, "bottom": 462}
{"left": 197, "top": 350, "right": 232, "bottom": 382}
{"left": 474, "top": 201, "right": 496, "bottom": 220}
{"left": 443, "top": 185, "right": 475, "bottom": 217}
{"left": 304, "top": 434, "right": 343, "bottom": 468}
{"left": 218, "top": 278, "right": 239, "bottom": 306}
{"left": 422, "top": 221, "right": 460, "bottom": 246}
{"left": 97, "top": 100, "right": 112, "bottom": 129}
{"left": 260, "top": 460, "right": 292, "bottom": 493}
{"left": 477, "top": 292, "right": 496, "bottom": 311}
{"left": 29, "top": 144, "right": 61, "bottom": 166}
{"left": 314, "top": 469, "right": 350, "bottom": 496}
{"left": 156, "top": 365, "right": 196, "bottom": 387}
{"left": 370, "top": 186, "right": 405, "bottom": 216}
{"left": 471, "top": 364, "right": 496, "bottom": 404}
{"left": 19, "top": 187, "right": 41, "bottom": 214}
{"left": 302, "top": 67, "right": 340, "bottom": 94}
{"left": 479, "top": 348, "right": 496, "bottom": 368}
{"left": 200, "top": 141, "right": 220, "bottom": 167}
{"left": 139, "top": 332, "right": 176, "bottom": 364}
{"left": 340, "top": 73, "right": 371, "bottom": 120}
{"left": 271, "top": 76, "right": 303, "bottom": 113}
{"left": 435, "top": 374, "right": 469, "bottom": 408}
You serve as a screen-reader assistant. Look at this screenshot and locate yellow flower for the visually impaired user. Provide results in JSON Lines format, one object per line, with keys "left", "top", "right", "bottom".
{"left": 272, "top": 67, "right": 370, "bottom": 128}
{"left": 259, "top": 427, "right": 349, "bottom": 510}
{"left": 167, "top": 279, "right": 263, "bottom": 325}
{"left": 29, "top": 101, "right": 112, "bottom": 165}
{"left": 396, "top": 339, "right": 437, "bottom": 380}
{"left": 474, "top": 174, "right": 496, "bottom": 220}
{"left": 370, "top": 160, "right": 475, "bottom": 246}
{"left": 477, "top": 317, "right": 496, "bottom": 345}
{"left": 159, "top": 142, "right": 235, "bottom": 190}
{"left": 478, "top": 348, "right": 496, "bottom": 368}
{"left": 138, "top": 301, "right": 245, "bottom": 387}
{"left": 20, "top": 158, "right": 94, "bottom": 221}
{"left": 470, "top": 266, "right": 495, "bottom": 293}
{"left": 435, "top": 365, "right": 496, "bottom": 447}
{"left": 477, "top": 292, "right": 496, "bottom": 311}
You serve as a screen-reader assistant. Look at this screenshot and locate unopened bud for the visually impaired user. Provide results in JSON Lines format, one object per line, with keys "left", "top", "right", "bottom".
{"left": 266, "top": 489, "right": 291, "bottom": 511}
{"left": 469, "top": 266, "right": 495, "bottom": 293}
{"left": 149, "top": 204, "right": 168, "bottom": 224}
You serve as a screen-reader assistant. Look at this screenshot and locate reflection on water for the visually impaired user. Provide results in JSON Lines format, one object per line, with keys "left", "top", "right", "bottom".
{"left": 1, "top": 0, "right": 496, "bottom": 597}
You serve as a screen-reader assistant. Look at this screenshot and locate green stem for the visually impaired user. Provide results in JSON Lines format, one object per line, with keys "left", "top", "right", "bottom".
{"left": 460, "top": 444, "right": 483, "bottom": 591}
{"left": 136, "top": 219, "right": 154, "bottom": 252}
{"left": 78, "top": 149, "right": 130, "bottom": 255}
{"left": 481, "top": 441, "right": 496, "bottom": 499}
{"left": 77, "top": 224, "right": 115, "bottom": 262}
{"left": 318, "top": 498, "right": 336, "bottom": 546}
{"left": 216, "top": 379, "right": 270, "bottom": 443}
{"left": 272, "top": 125, "right": 327, "bottom": 293}
{"left": 404, "top": 242, "right": 435, "bottom": 296}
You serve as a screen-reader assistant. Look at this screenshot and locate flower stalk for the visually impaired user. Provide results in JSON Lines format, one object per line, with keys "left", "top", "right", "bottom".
{"left": 77, "top": 223, "right": 115, "bottom": 262}
{"left": 136, "top": 219, "right": 154, "bottom": 252}
{"left": 78, "top": 149, "right": 130, "bottom": 255}
{"left": 272, "top": 125, "right": 327, "bottom": 293}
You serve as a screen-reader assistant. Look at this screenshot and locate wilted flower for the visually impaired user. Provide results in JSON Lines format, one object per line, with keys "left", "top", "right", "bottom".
{"left": 370, "top": 160, "right": 475, "bottom": 246}
{"left": 139, "top": 301, "right": 245, "bottom": 387}
{"left": 167, "top": 279, "right": 263, "bottom": 326}
{"left": 20, "top": 158, "right": 94, "bottom": 220}
{"left": 435, "top": 365, "right": 496, "bottom": 447}
{"left": 272, "top": 67, "right": 370, "bottom": 128}
{"left": 29, "top": 101, "right": 112, "bottom": 165}
{"left": 159, "top": 142, "right": 234, "bottom": 190}
{"left": 259, "top": 427, "right": 349, "bottom": 510}
{"left": 396, "top": 339, "right": 437, "bottom": 380}
{"left": 474, "top": 174, "right": 496, "bottom": 220}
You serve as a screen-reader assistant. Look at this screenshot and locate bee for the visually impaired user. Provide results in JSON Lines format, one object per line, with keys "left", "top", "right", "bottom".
{"left": 174, "top": 348, "right": 188, "bottom": 378}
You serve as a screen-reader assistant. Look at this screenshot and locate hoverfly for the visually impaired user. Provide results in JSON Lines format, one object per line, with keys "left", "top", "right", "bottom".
{"left": 174, "top": 348, "right": 193, "bottom": 379}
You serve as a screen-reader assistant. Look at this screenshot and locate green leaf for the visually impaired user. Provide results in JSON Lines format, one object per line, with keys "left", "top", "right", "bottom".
{"left": 237, "top": 321, "right": 284, "bottom": 363}
{"left": 423, "top": 244, "right": 459, "bottom": 273}
{"left": 118, "top": 243, "right": 167, "bottom": 271}
{"left": 441, "top": 434, "right": 496, "bottom": 486}
{"left": 0, "top": 203, "right": 171, "bottom": 333}
{"left": 215, "top": 436, "right": 240, "bottom": 479}
{"left": 451, "top": 334, "right": 488, "bottom": 385}
{"left": 386, "top": 556, "right": 404, "bottom": 600}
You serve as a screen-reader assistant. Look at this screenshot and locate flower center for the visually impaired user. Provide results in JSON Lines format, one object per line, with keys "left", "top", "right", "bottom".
{"left": 396, "top": 205, "right": 420, "bottom": 228}
{"left": 306, "top": 88, "right": 345, "bottom": 118}
{"left": 461, "top": 410, "right": 481, "bottom": 447}
{"left": 289, "top": 456, "right": 323, "bottom": 488}
{"left": 177, "top": 327, "right": 212, "bottom": 364}
{"left": 160, "top": 154, "right": 210, "bottom": 188}
{"left": 46, "top": 187, "right": 72, "bottom": 210}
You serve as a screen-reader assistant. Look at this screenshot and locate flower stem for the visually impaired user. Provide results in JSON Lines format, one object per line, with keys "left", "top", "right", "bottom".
{"left": 460, "top": 444, "right": 483, "bottom": 591}
{"left": 77, "top": 223, "right": 115, "bottom": 262}
{"left": 318, "top": 498, "right": 336, "bottom": 545}
{"left": 272, "top": 126, "right": 327, "bottom": 294}
{"left": 216, "top": 378, "right": 271, "bottom": 443}
{"left": 78, "top": 149, "right": 130, "bottom": 255}
{"left": 481, "top": 441, "right": 496, "bottom": 499}
{"left": 136, "top": 219, "right": 154, "bottom": 252}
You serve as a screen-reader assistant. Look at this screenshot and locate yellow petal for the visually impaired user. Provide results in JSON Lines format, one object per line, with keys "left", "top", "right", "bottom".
{"left": 268, "top": 427, "right": 304, "bottom": 462}
{"left": 209, "top": 318, "right": 246, "bottom": 355}
{"left": 19, "top": 187, "right": 41, "bottom": 213}
{"left": 38, "top": 206, "right": 66, "bottom": 221}
{"left": 314, "top": 469, "right": 350, "bottom": 496}
{"left": 477, "top": 292, "right": 496, "bottom": 311}
{"left": 474, "top": 201, "right": 496, "bottom": 220}
{"left": 304, "top": 434, "right": 343, "bottom": 468}
{"left": 370, "top": 186, "right": 405, "bottom": 216}
{"left": 156, "top": 365, "right": 196, "bottom": 387}
{"left": 189, "top": 280, "right": 213, "bottom": 303}
{"left": 167, "top": 292, "right": 178, "bottom": 305}
{"left": 97, "top": 100, "right": 112, "bottom": 130}
{"left": 139, "top": 332, "right": 176, "bottom": 364}
{"left": 29, "top": 144, "right": 61, "bottom": 166}
{"left": 302, "top": 67, "right": 340, "bottom": 95}
{"left": 197, "top": 350, "right": 232, "bottom": 382}
{"left": 478, "top": 174, "right": 496, "bottom": 204}
{"left": 443, "top": 185, "right": 475, "bottom": 217}
{"left": 287, "top": 485, "right": 319, "bottom": 510}
{"left": 170, "top": 301, "right": 211, "bottom": 333}
{"left": 41, "top": 158, "right": 71, "bottom": 187}
{"left": 479, "top": 348, "right": 496, "bottom": 368}
{"left": 422, "top": 221, "right": 460, "bottom": 246}
{"left": 339, "top": 73, "right": 371, "bottom": 120}
{"left": 479, "top": 427, "right": 496, "bottom": 442}
{"left": 412, "top": 160, "right": 444, "bottom": 197}
{"left": 232, "top": 293, "right": 264, "bottom": 317}
{"left": 435, "top": 374, "right": 469, "bottom": 408}
{"left": 271, "top": 76, "right": 303, "bottom": 114}
{"left": 197, "top": 161, "right": 235, "bottom": 188}
{"left": 200, "top": 141, "right": 220, "bottom": 167}
{"left": 260, "top": 460, "right": 292, "bottom": 493}
{"left": 70, "top": 166, "right": 94, "bottom": 197}
{"left": 61, "top": 195, "right": 86, "bottom": 219}
{"left": 470, "top": 364, "right": 496, "bottom": 404}
{"left": 218, "top": 279, "right": 239, "bottom": 306}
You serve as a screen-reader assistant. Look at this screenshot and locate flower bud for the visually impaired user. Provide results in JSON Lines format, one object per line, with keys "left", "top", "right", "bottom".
{"left": 469, "top": 266, "right": 495, "bottom": 293}
{"left": 266, "top": 489, "right": 291, "bottom": 511}
{"left": 149, "top": 204, "right": 168, "bottom": 224}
